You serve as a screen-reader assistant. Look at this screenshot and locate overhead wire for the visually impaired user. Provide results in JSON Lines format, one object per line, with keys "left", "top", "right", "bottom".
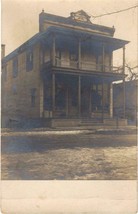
{"left": 90, "top": 4, "right": 138, "bottom": 76}
{"left": 91, "top": 5, "right": 138, "bottom": 19}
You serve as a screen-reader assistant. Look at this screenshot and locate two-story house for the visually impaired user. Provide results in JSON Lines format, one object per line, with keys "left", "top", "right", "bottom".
{"left": 1, "top": 10, "right": 129, "bottom": 127}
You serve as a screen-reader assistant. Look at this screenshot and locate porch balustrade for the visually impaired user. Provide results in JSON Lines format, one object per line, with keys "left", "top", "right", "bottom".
{"left": 42, "top": 58, "right": 123, "bottom": 74}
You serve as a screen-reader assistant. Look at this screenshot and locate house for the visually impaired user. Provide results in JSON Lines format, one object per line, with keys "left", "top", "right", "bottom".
{"left": 1, "top": 10, "right": 129, "bottom": 127}
{"left": 113, "top": 79, "right": 138, "bottom": 124}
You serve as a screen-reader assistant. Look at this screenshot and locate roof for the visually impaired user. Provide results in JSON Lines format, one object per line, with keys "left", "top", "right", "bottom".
{"left": 39, "top": 11, "right": 115, "bottom": 35}
{"left": 47, "top": 26, "right": 129, "bottom": 47}
{"left": 2, "top": 26, "right": 130, "bottom": 63}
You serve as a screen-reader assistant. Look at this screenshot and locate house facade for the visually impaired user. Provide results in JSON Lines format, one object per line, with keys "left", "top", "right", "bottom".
{"left": 1, "top": 10, "right": 129, "bottom": 127}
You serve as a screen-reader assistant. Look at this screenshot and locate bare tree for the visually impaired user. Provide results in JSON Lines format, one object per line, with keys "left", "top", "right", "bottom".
{"left": 125, "top": 64, "right": 138, "bottom": 81}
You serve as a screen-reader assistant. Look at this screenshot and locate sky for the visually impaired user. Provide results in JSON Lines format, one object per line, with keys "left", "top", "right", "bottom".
{"left": 1, "top": 0, "right": 138, "bottom": 68}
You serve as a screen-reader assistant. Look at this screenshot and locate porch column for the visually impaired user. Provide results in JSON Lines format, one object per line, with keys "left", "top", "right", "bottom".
{"left": 109, "top": 83, "right": 113, "bottom": 118}
{"left": 109, "top": 52, "right": 113, "bottom": 72}
{"left": 66, "top": 87, "right": 69, "bottom": 117}
{"left": 89, "top": 86, "right": 92, "bottom": 117}
{"left": 52, "top": 34, "right": 56, "bottom": 66}
{"left": 123, "top": 46, "right": 126, "bottom": 118}
{"left": 40, "top": 79, "right": 44, "bottom": 118}
{"left": 52, "top": 73, "right": 55, "bottom": 117}
{"left": 102, "top": 43, "right": 105, "bottom": 72}
{"left": 102, "top": 81, "right": 104, "bottom": 121}
{"left": 78, "top": 38, "right": 81, "bottom": 69}
{"left": 78, "top": 75, "right": 81, "bottom": 117}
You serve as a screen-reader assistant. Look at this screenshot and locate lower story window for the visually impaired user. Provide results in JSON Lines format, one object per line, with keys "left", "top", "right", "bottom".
{"left": 30, "top": 88, "right": 36, "bottom": 107}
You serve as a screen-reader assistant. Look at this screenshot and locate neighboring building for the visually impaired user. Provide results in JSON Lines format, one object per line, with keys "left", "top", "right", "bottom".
{"left": 113, "top": 80, "right": 138, "bottom": 124}
{"left": 1, "top": 10, "right": 129, "bottom": 127}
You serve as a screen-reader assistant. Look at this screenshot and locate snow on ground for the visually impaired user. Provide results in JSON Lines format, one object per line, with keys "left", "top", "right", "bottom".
{"left": 1, "top": 129, "right": 137, "bottom": 180}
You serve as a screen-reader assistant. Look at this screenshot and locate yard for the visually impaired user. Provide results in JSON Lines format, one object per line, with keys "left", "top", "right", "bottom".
{"left": 1, "top": 128, "right": 137, "bottom": 180}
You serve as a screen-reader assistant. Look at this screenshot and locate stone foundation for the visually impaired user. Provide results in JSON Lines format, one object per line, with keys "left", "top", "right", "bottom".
{"left": 103, "top": 118, "right": 128, "bottom": 126}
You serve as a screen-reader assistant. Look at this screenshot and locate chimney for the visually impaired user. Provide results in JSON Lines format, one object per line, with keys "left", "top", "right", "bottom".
{"left": 1, "top": 44, "right": 5, "bottom": 59}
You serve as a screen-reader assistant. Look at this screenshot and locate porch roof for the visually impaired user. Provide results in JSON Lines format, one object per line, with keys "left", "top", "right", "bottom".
{"left": 42, "top": 26, "right": 130, "bottom": 51}
{"left": 2, "top": 26, "right": 129, "bottom": 63}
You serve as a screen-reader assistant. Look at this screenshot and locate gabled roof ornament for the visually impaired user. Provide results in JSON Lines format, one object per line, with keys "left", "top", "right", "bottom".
{"left": 69, "top": 10, "right": 92, "bottom": 23}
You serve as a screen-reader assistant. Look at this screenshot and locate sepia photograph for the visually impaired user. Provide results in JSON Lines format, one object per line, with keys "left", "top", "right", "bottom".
{"left": 1, "top": 0, "right": 138, "bottom": 213}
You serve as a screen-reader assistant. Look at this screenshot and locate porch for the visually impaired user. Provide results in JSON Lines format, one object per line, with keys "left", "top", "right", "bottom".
{"left": 39, "top": 26, "right": 128, "bottom": 125}
{"left": 42, "top": 72, "right": 114, "bottom": 121}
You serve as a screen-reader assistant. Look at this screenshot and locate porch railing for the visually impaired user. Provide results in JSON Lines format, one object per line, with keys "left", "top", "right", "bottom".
{"left": 42, "top": 58, "right": 123, "bottom": 74}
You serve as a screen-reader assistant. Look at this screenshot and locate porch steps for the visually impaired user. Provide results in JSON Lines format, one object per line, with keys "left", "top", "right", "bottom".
{"left": 80, "top": 118, "right": 103, "bottom": 126}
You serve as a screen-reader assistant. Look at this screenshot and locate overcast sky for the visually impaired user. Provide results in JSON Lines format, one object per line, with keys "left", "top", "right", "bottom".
{"left": 1, "top": 0, "right": 138, "bottom": 67}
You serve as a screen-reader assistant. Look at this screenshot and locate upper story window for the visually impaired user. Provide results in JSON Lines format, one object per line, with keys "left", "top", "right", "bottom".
{"left": 26, "top": 48, "right": 33, "bottom": 71}
{"left": 70, "top": 52, "right": 77, "bottom": 61}
{"left": 55, "top": 50, "right": 61, "bottom": 66}
{"left": 56, "top": 50, "right": 61, "bottom": 59}
{"left": 13, "top": 58, "right": 18, "bottom": 78}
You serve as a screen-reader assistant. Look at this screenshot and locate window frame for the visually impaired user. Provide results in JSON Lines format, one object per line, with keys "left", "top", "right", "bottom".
{"left": 26, "top": 48, "right": 33, "bottom": 72}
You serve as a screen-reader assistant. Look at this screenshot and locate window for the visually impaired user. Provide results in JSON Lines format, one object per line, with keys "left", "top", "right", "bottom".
{"left": 56, "top": 50, "right": 61, "bottom": 59}
{"left": 19, "top": 53, "right": 26, "bottom": 70}
{"left": 30, "top": 88, "right": 36, "bottom": 107}
{"left": 70, "top": 52, "right": 77, "bottom": 61}
{"left": 26, "top": 48, "right": 33, "bottom": 71}
{"left": 13, "top": 58, "right": 18, "bottom": 78}
{"left": 55, "top": 50, "right": 61, "bottom": 66}
{"left": 12, "top": 84, "right": 17, "bottom": 95}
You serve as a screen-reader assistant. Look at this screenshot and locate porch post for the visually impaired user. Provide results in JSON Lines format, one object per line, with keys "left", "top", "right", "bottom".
{"left": 78, "top": 75, "right": 81, "bottom": 117}
{"left": 89, "top": 85, "right": 92, "bottom": 117}
{"left": 102, "top": 43, "right": 105, "bottom": 72}
{"left": 66, "top": 87, "right": 69, "bottom": 117}
{"left": 40, "top": 79, "right": 44, "bottom": 118}
{"left": 109, "top": 51, "right": 113, "bottom": 72}
{"left": 123, "top": 46, "right": 126, "bottom": 118}
{"left": 52, "top": 73, "right": 55, "bottom": 117}
{"left": 78, "top": 38, "right": 81, "bottom": 69}
{"left": 52, "top": 34, "right": 56, "bottom": 66}
{"left": 109, "top": 83, "right": 113, "bottom": 118}
{"left": 102, "top": 80, "right": 104, "bottom": 122}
